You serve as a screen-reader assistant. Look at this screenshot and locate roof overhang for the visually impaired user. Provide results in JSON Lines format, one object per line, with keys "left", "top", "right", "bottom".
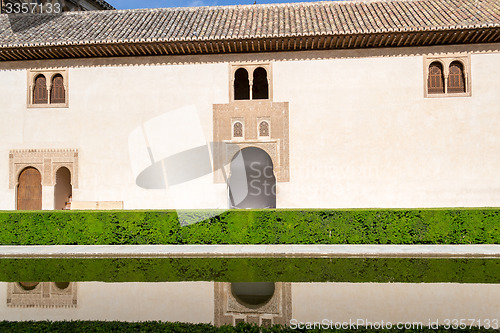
{"left": 1, "top": 27, "right": 499, "bottom": 61}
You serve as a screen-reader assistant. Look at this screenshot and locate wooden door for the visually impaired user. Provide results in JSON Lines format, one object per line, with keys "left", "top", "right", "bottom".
{"left": 17, "top": 167, "right": 42, "bottom": 210}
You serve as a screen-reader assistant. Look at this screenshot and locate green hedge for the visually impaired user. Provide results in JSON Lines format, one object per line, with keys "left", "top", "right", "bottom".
{"left": 0, "top": 322, "right": 497, "bottom": 332}
{"left": 0, "top": 258, "right": 498, "bottom": 283}
{"left": 0, "top": 209, "right": 499, "bottom": 245}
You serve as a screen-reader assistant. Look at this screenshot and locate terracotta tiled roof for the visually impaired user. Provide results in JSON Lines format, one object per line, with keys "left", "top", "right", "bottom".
{"left": 0, "top": 0, "right": 498, "bottom": 48}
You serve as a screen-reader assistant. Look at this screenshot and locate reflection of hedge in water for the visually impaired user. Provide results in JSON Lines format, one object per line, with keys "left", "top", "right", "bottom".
{"left": 0, "top": 209, "right": 499, "bottom": 245}
{"left": 0, "top": 321, "right": 495, "bottom": 332}
{"left": 0, "top": 258, "right": 498, "bottom": 283}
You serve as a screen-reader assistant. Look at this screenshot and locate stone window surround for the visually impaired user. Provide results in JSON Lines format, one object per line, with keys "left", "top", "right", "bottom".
{"left": 27, "top": 68, "right": 69, "bottom": 108}
{"left": 423, "top": 54, "right": 471, "bottom": 98}
{"left": 230, "top": 63, "right": 273, "bottom": 101}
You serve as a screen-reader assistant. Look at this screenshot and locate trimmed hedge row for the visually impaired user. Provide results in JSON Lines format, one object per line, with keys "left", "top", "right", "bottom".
{"left": 0, "top": 209, "right": 498, "bottom": 245}
{"left": 0, "top": 258, "right": 498, "bottom": 283}
{"left": 0, "top": 322, "right": 497, "bottom": 332}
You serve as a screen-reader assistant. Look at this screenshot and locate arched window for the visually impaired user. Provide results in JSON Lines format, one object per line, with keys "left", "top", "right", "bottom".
{"left": 50, "top": 74, "right": 66, "bottom": 104}
{"left": 233, "top": 122, "right": 243, "bottom": 138}
{"left": 448, "top": 61, "right": 466, "bottom": 93}
{"left": 259, "top": 121, "right": 269, "bottom": 137}
{"left": 252, "top": 67, "right": 269, "bottom": 99}
{"left": 428, "top": 62, "right": 444, "bottom": 94}
{"left": 234, "top": 68, "right": 250, "bottom": 100}
{"left": 33, "top": 75, "right": 48, "bottom": 104}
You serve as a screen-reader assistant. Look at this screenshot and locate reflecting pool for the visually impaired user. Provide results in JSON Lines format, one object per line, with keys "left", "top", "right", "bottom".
{"left": 0, "top": 258, "right": 498, "bottom": 328}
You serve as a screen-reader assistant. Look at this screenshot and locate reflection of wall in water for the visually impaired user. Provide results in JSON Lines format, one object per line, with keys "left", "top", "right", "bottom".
{"left": 7, "top": 282, "right": 76, "bottom": 308}
{"left": 214, "top": 282, "right": 292, "bottom": 327}
{"left": 1, "top": 282, "right": 498, "bottom": 325}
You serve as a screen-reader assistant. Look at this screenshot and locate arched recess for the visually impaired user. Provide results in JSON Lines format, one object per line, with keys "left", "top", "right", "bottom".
{"left": 428, "top": 61, "right": 445, "bottom": 94}
{"left": 50, "top": 74, "right": 66, "bottom": 104}
{"left": 54, "top": 167, "right": 72, "bottom": 210}
{"left": 252, "top": 67, "right": 269, "bottom": 99}
{"left": 231, "top": 282, "right": 275, "bottom": 309}
{"left": 448, "top": 61, "right": 466, "bottom": 93}
{"left": 228, "top": 147, "right": 276, "bottom": 209}
{"left": 234, "top": 68, "right": 250, "bottom": 100}
{"left": 17, "top": 167, "right": 42, "bottom": 210}
{"left": 33, "top": 74, "right": 48, "bottom": 104}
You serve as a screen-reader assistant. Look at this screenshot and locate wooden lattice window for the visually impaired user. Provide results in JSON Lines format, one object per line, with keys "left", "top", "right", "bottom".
{"left": 428, "top": 62, "right": 444, "bottom": 94}
{"left": 448, "top": 61, "right": 466, "bottom": 93}
{"left": 50, "top": 74, "right": 66, "bottom": 104}
{"left": 33, "top": 75, "right": 48, "bottom": 104}
{"left": 259, "top": 121, "right": 270, "bottom": 137}
{"left": 233, "top": 122, "right": 243, "bottom": 138}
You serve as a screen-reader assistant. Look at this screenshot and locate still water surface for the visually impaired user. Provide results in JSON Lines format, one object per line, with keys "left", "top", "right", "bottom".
{"left": 0, "top": 258, "right": 498, "bottom": 327}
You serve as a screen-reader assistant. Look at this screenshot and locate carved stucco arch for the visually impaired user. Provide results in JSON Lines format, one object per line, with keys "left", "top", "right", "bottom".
{"left": 9, "top": 149, "right": 79, "bottom": 189}
{"left": 53, "top": 164, "right": 75, "bottom": 186}
{"left": 226, "top": 144, "right": 279, "bottom": 180}
{"left": 15, "top": 165, "right": 43, "bottom": 188}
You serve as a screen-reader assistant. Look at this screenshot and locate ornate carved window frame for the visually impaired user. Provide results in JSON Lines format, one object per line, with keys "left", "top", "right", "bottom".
{"left": 230, "top": 63, "right": 273, "bottom": 101}
{"left": 9, "top": 149, "right": 79, "bottom": 189}
{"left": 257, "top": 118, "right": 271, "bottom": 140}
{"left": 424, "top": 54, "right": 471, "bottom": 98}
{"left": 231, "top": 118, "right": 245, "bottom": 141}
{"left": 27, "top": 69, "right": 69, "bottom": 108}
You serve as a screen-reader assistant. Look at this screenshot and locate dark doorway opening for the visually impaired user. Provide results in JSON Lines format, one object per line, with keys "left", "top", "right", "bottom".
{"left": 228, "top": 147, "right": 276, "bottom": 209}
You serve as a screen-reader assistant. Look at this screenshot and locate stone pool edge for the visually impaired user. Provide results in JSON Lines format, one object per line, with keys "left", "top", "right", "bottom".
{"left": 0, "top": 244, "right": 499, "bottom": 258}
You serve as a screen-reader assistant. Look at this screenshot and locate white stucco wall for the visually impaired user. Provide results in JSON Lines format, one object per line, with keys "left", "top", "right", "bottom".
{"left": 0, "top": 43, "right": 498, "bottom": 209}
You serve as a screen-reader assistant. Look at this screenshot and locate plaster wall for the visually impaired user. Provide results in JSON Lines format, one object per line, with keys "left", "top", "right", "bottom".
{"left": 0, "top": 43, "right": 498, "bottom": 209}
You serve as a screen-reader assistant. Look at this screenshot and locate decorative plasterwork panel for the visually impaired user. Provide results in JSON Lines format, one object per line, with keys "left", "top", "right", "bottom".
{"left": 213, "top": 101, "right": 289, "bottom": 183}
{"left": 9, "top": 149, "right": 79, "bottom": 189}
{"left": 214, "top": 282, "right": 291, "bottom": 327}
{"left": 7, "top": 282, "right": 77, "bottom": 308}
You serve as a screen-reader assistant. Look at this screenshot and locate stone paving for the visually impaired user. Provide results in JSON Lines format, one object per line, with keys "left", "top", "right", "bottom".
{"left": 0, "top": 244, "right": 498, "bottom": 258}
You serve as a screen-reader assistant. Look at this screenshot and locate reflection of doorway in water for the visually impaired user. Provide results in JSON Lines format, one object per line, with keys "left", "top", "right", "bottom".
{"left": 231, "top": 282, "right": 275, "bottom": 309}
{"left": 228, "top": 147, "right": 276, "bottom": 209}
